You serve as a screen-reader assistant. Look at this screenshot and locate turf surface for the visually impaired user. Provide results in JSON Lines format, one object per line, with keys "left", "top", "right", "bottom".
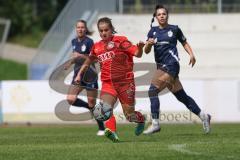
{"left": 0, "top": 123, "right": 239, "bottom": 160}
{"left": 0, "top": 58, "right": 27, "bottom": 80}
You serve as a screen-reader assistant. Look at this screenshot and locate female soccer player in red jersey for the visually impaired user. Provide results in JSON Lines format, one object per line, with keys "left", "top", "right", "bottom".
{"left": 75, "top": 17, "right": 145, "bottom": 142}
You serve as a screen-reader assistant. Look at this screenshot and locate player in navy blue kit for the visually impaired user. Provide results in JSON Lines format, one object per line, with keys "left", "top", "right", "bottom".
{"left": 65, "top": 20, "right": 105, "bottom": 136}
{"left": 143, "top": 5, "right": 211, "bottom": 134}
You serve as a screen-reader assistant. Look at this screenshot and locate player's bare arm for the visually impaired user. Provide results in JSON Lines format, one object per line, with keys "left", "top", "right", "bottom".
{"left": 144, "top": 38, "right": 155, "bottom": 54}
{"left": 64, "top": 52, "right": 89, "bottom": 70}
{"left": 74, "top": 56, "right": 95, "bottom": 83}
{"left": 182, "top": 42, "right": 196, "bottom": 67}
{"left": 71, "top": 51, "right": 89, "bottom": 63}
{"left": 134, "top": 41, "right": 145, "bottom": 57}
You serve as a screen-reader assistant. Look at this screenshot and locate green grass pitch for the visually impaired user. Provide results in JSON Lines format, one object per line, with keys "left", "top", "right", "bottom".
{"left": 0, "top": 123, "right": 239, "bottom": 160}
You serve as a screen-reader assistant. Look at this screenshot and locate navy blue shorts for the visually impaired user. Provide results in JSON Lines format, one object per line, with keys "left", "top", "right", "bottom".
{"left": 156, "top": 62, "right": 180, "bottom": 79}
{"left": 71, "top": 71, "right": 98, "bottom": 90}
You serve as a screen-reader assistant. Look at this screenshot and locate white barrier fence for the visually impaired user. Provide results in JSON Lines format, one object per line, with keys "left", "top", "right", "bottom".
{"left": 0, "top": 79, "right": 240, "bottom": 124}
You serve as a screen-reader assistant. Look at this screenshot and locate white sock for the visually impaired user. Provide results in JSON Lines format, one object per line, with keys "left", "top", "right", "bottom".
{"left": 152, "top": 119, "right": 159, "bottom": 126}
{"left": 198, "top": 111, "right": 206, "bottom": 121}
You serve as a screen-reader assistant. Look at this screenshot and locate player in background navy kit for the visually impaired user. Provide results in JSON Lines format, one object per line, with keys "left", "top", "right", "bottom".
{"left": 143, "top": 5, "right": 211, "bottom": 134}
{"left": 65, "top": 20, "right": 105, "bottom": 136}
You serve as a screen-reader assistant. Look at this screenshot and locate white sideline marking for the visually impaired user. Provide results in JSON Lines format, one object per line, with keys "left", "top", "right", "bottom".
{"left": 169, "top": 142, "right": 237, "bottom": 159}
{"left": 168, "top": 144, "right": 202, "bottom": 155}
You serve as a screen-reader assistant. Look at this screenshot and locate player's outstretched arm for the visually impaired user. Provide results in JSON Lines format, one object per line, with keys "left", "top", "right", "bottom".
{"left": 64, "top": 52, "right": 89, "bottom": 70}
{"left": 144, "top": 38, "right": 155, "bottom": 54}
{"left": 72, "top": 52, "right": 89, "bottom": 63}
{"left": 182, "top": 42, "right": 196, "bottom": 67}
{"left": 134, "top": 41, "right": 145, "bottom": 58}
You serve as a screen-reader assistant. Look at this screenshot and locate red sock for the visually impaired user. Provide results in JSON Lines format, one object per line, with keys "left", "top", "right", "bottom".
{"left": 126, "top": 111, "right": 145, "bottom": 123}
{"left": 105, "top": 115, "right": 116, "bottom": 132}
{"left": 135, "top": 111, "right": 145, "bottom": 123}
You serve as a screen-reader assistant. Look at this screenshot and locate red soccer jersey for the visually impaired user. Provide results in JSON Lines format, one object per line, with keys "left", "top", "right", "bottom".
{"left": 90, "top": 35, "right": 137, "bottom": 82}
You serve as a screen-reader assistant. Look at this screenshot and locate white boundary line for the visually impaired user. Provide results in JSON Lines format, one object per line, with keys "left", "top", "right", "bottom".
{"left": 168, "top": 144, "right": 202, "bottom": 155}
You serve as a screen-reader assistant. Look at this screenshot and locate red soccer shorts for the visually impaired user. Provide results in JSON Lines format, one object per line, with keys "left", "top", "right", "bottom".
{"left": 100, "top": 80, "right": 135, "bottom": 105}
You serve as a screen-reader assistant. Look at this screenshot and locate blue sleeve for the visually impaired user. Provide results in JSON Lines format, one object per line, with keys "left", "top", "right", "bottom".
{"left": 86, "top": 39, "right": 94, "bottom": 54}
{"left": 71, "top": 39, "right": 76, "bottom": 52}
{"left": 147, "top": 27, "right": 154, "bottom": 40}
{"left": 176, "top": 26, "right": 187, "bottom": 44}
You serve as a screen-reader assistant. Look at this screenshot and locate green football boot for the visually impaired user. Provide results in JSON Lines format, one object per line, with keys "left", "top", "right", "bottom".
{"left": 135, "top": 121, "right": 145, "bottom": 136}
{"left": 104, "top": 128, "right": 120, "bottom": 143}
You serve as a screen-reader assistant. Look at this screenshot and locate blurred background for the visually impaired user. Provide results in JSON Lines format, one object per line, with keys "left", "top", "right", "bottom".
{"left": 0, "top": 0, "right": 239, "bottom": 124}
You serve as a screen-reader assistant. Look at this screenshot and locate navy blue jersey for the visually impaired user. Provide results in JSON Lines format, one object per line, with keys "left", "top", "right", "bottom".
{"left": 72, "top": 36, "right": 93, "bottom": 55}
{"left": 147, "top": 25, "right": 186, "bottom": 65}
{"left": 71, "top": 36, "right": 94, "bottom": 71}
{"left": 71, "top": 36, "right": 98, "bottom": 87}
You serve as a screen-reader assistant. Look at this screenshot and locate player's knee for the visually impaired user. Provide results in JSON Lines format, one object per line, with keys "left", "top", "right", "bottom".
{"left": 87, "top": 97, "right": 96, "bottom": 108}
{"left": 66, "top": 96, "right": 77, "bottom": 105}
{"left": 148, "top": 84, "right": 160, "bottom": 98}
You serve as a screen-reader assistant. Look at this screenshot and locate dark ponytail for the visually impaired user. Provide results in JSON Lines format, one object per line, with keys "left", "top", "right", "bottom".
{"left": 150, "top": 13, "right": 155, "bottom": 28}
